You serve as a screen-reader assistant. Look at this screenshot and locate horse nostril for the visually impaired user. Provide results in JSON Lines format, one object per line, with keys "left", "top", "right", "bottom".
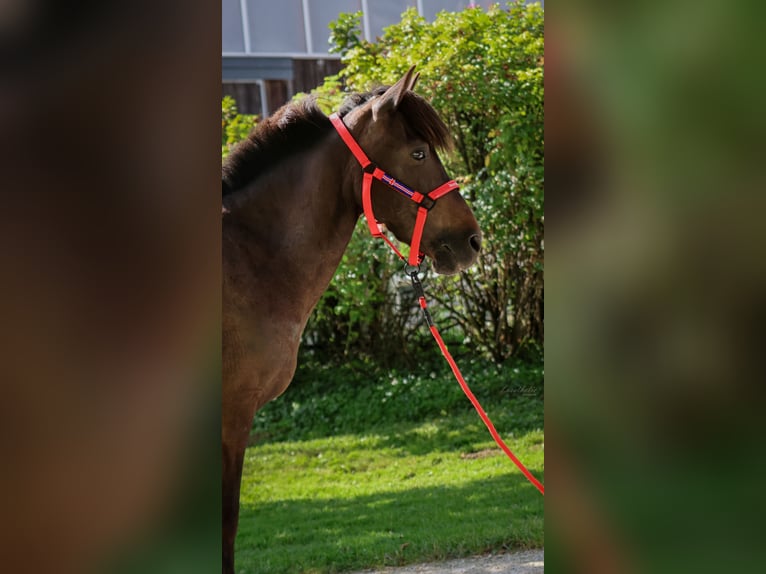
{"left": 469, "top": 234, "right": 481, "bottom": 253}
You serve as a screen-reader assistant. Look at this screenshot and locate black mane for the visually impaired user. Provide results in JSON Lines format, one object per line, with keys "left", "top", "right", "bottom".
{"left": 222, "top": 89, "right": 452, "bottom": 197}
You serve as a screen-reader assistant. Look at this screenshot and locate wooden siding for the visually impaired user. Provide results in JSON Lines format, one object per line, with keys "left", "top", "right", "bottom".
{"left": 222, "top": 57, "right": 343, "bottom": 117}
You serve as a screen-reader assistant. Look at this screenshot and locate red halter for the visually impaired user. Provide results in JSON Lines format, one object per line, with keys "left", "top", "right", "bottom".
{"left": 329, "top": 112, "right": 459, "bottom": 267}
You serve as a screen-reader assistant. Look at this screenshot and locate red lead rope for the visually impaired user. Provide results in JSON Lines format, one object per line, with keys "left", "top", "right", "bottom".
{"left": 330, "top": 111, "right": 543, "bottom": 495}
{"left": 409, "top": 271, "right": 545, "bottom": 496}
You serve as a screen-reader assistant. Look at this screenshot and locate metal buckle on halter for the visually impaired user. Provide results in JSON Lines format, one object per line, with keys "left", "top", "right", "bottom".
{"left": 362, "top": 162, "right": 378, "bottom": 174}
{"left": 404, "top": 262, "right": 423, "bottom": 278}
{"left": 417, "top": 195, "right": 436, "bottom": 211}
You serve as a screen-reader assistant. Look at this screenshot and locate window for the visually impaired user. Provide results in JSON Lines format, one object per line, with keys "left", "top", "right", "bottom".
{"left": 308, "top": 0, "right": 362, "bottom": 54}
{"left": 246, "top": 0, "right": 307, "bottom": 54}
{"left": 367, "top": 0, "right": 416, "bottom": 40}
{"left": 222, "top": 0, "right": 245, "bottom": 52}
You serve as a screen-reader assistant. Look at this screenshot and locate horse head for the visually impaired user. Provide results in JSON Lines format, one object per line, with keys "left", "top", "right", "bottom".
{"left": 342, "top": 67, "right": 482, "bottom": 275}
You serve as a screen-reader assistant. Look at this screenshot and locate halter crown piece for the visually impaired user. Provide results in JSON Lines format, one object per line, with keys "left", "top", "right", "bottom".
{"left": 329, "top": 113, "right": 459, "bottom": 267}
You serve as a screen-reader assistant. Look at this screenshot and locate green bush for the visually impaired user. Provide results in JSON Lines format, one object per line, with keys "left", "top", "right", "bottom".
{"left": 222, "top": 95, "right": 257, "bottom": 159}
{"left": 308, "top": 2, "right": 544, "bottom": 363}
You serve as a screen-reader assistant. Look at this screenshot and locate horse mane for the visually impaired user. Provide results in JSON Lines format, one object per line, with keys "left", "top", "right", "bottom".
{"left": 222, "top": 88, "right": 453, "bottom": 197}
{"left": 222, "top": 95, "right": 330, "bottom": 196}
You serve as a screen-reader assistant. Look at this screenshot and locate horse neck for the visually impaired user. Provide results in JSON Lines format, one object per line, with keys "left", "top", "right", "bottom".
{"left": 223, "top": 137, "right": 362, "bottom": 314}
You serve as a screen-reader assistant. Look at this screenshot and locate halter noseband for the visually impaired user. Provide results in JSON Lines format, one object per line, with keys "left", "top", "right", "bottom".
{"left": 329, "top": 112, "right": 459, "bottom": 267}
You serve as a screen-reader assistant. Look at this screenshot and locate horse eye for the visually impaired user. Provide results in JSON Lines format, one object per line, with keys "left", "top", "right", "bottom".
{"left": 411, "top": 150, "right": 426, "bottom": 161}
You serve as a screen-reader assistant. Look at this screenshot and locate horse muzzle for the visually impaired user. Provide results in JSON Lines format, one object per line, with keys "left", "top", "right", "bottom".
{"left": 429, "top": 230, "right": 482, "bottom": 275}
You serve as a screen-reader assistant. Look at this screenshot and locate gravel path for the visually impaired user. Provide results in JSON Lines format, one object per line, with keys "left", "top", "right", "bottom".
{"left": 348, "top": 550, "right": 544, "bottom": 574}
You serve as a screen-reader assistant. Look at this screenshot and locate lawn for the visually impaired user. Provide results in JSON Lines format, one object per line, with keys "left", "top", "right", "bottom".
{"left": 235, "top": 358, "right": 544, "bottom": 574}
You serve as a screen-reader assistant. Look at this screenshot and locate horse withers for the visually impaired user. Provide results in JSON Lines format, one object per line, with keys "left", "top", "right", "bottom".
{"left": 222, "top": 67, "right": 481, "bottom": 573}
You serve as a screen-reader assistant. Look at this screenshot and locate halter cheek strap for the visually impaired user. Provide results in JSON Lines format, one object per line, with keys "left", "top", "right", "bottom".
{"left": 329, "top": 112, "right": 459, "bottom": 266}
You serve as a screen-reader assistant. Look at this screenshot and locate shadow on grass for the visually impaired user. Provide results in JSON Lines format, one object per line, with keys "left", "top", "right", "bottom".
{"left": 251, "top": 410, "right": 544, "bottom": 459}
{"left": 235, "top": 474, "right": 544, "bottom": 574}
{"left": 372, "top": 411, "right": 544, "bottom": 457}
{"left": 252, "top": 360, "right": 544, "bottom": 447}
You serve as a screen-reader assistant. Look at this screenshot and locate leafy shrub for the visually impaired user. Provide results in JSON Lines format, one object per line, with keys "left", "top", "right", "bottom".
{"left": 308, "top": 2, "right": 544, "bottom": 363}
{"left": 222, "top": 95, "right": 257, "bottom": 158}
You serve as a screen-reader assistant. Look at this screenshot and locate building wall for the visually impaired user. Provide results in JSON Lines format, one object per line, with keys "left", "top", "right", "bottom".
{"left": 222, "top": 0, "right": 540, "bottom": 116}
{"left": 222, "top": 59, "right": 342, "bottom": 117}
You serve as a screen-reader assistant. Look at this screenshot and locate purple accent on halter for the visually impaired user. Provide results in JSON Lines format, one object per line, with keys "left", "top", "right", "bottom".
{"left": 381, "top": 173, "right": 415, "bottom": 198}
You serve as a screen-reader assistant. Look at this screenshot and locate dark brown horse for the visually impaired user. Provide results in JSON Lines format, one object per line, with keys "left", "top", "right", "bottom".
{"left": 222, "top": 67, "right": 481, "bottom": 573}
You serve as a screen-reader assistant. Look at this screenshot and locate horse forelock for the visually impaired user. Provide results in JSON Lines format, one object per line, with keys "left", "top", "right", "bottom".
{"left": 396, "top": 91, "right": 453, "bottom": 152}
{"left": 339, "top": 87, "right": 453, "bottom": 152}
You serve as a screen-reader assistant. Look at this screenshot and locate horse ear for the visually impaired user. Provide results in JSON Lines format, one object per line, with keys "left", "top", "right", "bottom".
{"left": 410, "top": 71, "right": 420, "bottom": 92}
{"left": 372, "top": 65, "right": 417, "bottom": 120}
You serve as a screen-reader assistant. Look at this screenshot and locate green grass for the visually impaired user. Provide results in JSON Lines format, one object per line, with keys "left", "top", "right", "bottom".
{"left": 236, "top": 358, "right": 544, "bottom": 574}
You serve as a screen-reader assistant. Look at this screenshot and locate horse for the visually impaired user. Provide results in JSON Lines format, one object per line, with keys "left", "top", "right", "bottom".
{"left": 222, "top": 67, "right": 481, "bottom": 573}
